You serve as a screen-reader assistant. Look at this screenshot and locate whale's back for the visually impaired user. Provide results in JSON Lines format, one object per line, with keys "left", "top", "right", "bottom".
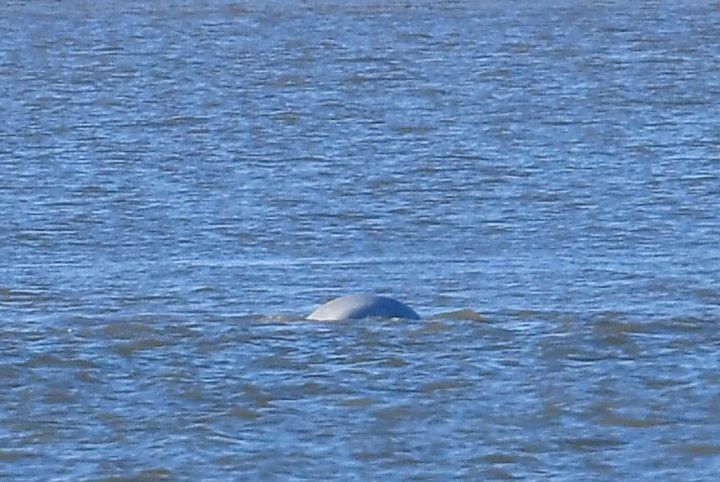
{"left": 308, "top": 294, "right": 420, "bottom": 321}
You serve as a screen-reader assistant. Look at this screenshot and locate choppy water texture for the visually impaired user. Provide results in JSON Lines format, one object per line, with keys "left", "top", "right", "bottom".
{"left": 2, "top": 0, "right": 720, "bottom": 479}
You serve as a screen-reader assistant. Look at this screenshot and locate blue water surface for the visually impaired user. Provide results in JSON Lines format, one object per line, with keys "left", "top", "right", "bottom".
{"left": 2, "top": 1, "right": 720, "bottom": 480}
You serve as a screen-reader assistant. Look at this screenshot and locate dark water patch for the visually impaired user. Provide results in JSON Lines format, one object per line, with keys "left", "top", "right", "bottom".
{"left": 101, "top": 322, "right": 161, "bottom": 340}
{"left": 562, "top": 436, "right": 626, "bottom": 451}
{"left": 340, "top": 397, "right": 375, "bottom": 408}
{"left": 0, "top": 450, "right": 36, "bottom": 463}
{"left": 228, "top": 406, "right": 259, "bottom": 420}
{"left": 482, "top": 452, "right": 518, "bottom": 464}
{"left": 431, "top": 308, "right": 486, "bottom": 321}
{"left": 24, "top": 353, "right": 97, "bottom": 370}
{"left": 599, "top": 412, "right": 668, "bottom": 429}
{"left": 94, "top": 468, "right": 175, "bottom": 482}
{"left": 680, "top": 443, "right": 720, "bottom": 457}
{"left": 421, "top": 378, "right": 464, "bottom": 394}
{"left": 113, "top": 338, "right": 168, "bottom": 357}
{"left": 0, "top": 288, "right": 51, "bottom": 307}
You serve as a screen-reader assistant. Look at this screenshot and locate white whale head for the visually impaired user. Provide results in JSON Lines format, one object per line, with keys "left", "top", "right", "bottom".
{"left": 308, "top": 294, "right": 420, "bottom": 321}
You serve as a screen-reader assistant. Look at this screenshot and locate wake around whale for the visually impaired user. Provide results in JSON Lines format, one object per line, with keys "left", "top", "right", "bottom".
{"left": 308, "top": 294, "right": 420, "bottom": 321}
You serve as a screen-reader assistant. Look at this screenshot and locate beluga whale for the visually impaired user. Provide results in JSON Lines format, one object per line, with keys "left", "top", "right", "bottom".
{"left": 308, "top": 294, "right": 420, "bottom": 321}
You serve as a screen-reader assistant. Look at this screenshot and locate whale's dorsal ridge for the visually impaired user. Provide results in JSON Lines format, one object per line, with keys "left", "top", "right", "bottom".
{"left": 308, "top": 294, "right": 419, "bottom": 321}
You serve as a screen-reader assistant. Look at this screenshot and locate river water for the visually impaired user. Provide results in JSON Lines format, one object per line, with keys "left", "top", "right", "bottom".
{"left": 2, "top": 0, "right": 720, "bottom": 480}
